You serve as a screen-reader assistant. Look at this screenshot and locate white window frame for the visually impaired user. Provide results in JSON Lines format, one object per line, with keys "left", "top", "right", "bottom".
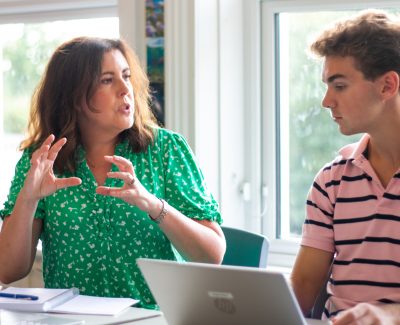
{"left": 260, "top": 0, "right": 400, "bottom": 267}
{"left": 0, "top": 0, "right": 146, "bottom": 63}
{"left": 0, "top": 0, "right": 117, "bottom": 23}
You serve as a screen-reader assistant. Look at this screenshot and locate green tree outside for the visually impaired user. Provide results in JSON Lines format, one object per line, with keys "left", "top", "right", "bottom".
{"left": 3, "top": 24, "right": 59, "bottom": 134}
{"left": 286, "top": 12, "right": 361, "bottom": 235}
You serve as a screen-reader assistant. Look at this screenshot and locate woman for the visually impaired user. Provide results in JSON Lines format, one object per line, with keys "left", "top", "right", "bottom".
{"left": 0, "top": 37, "right": 225, "bottom": 308}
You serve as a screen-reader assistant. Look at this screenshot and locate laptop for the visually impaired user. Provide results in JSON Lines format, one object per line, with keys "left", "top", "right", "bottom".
{"left": 137, "top": 258, "right": 330, "bottom": 325}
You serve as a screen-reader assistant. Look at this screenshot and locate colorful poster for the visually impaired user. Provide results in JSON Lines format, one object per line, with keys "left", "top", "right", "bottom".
{"left": 146, "top": 0, "right": 165, "bottom": 125}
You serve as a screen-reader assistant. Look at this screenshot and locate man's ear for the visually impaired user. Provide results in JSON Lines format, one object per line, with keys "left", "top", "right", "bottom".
{"left": 380, "top": 71, "right": 400, "bottom": 99}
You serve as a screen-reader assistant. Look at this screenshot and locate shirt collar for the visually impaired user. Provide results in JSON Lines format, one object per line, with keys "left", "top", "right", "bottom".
{"left": 338, "top": 133, "right": 370, "bottom": 161}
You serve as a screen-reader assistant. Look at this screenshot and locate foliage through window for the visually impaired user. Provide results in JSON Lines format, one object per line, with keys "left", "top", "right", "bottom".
{"left": 272, "top": 10, "right": 368, "bottom": 238}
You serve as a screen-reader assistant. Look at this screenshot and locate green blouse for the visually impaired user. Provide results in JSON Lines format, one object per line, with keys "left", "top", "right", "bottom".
{"left": 1, "top": 128, "right": 221, "bottom": 308}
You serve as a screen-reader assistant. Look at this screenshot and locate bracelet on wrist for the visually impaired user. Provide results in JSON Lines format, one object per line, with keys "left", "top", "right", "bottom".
{"left": 149, "top": 198, "right": 168, "bottom": 224}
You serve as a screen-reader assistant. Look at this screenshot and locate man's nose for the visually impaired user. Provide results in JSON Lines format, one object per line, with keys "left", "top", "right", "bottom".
{"left": 321, "top": 91, "right": 334, "bottom": 109}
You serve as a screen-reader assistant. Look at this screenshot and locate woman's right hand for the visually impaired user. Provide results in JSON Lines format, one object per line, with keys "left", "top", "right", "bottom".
{"left": 22, "top": 134, "right": 82, "bottom": 201}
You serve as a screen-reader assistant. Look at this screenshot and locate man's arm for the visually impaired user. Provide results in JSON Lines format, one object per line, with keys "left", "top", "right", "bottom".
{"left": 290, "top": 245, "right": 333, "bottom": 315}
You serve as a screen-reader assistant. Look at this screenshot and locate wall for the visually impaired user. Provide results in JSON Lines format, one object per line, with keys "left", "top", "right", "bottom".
{"left": 165, "top": 0, "right": 257, "bottom": 230}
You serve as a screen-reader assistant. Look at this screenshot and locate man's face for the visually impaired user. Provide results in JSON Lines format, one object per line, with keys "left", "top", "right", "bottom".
{"left": 321, "top": 56, "right": 383, "bottom": 136}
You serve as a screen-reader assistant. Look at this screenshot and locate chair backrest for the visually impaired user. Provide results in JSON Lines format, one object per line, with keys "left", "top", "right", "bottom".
{"left": 221, "top": 226, "right": 269, "bottom": 268}
{"left": 310, "top": 284, "right": 329, "bottom": 319}
{"left": 310, "top": 264, "right": 332, "bottom": 319}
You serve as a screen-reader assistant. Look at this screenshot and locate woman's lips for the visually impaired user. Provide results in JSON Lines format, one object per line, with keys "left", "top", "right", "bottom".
{"left": 118, "top": 103, "right": 132, "bottom": 115}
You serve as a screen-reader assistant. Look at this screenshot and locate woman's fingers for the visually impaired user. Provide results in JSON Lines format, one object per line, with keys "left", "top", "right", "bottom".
{"left": 103, "top": 155, "right": 137, "bottom": 188}
{"left": 104, "top": 155, "right": 135, "bottom": 173}
{"left": 27, "top": 135, "right": 82, "bottom": 198}
{"left": 41, "top": 134, "right": 55, "bottom": 149}
{"left": 31, "top": 135, "right": 65, "bottom": 164}
{"left": 106, "top": 171, "right": 136, "bottom": 186}
{"left": 47, "top": 138, "right": 67, "bottom": 161}
{"left": 31, "top": 146, "right": 48, "bottom": 166}
{"left": 55, "top": 177, "right": 82, "bottom": 190}
{"left": 39, "top": 134, "right": 56, "bottom": 161}
{"left": 30, "top": 134, "right": 57, "bottom": 165}
{"left": 96, "top": 186, "right": 134, "bottom": 198}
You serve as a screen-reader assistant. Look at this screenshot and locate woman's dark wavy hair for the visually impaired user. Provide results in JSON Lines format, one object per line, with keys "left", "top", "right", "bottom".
{"left": 21, "top": 36, "right": 158, "bottom": 173}
{"left": 310, "top": 10, "right": 400, "bottom": 80}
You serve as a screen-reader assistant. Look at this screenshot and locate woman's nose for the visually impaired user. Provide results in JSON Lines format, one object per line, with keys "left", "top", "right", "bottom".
{"left": 118, "top": 79, "right": 130, "bottom": 97}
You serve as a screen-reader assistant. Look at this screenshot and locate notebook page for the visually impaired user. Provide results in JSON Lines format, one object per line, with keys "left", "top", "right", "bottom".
{"left": 50, "top": 295, "right": 139, "bottom": 315}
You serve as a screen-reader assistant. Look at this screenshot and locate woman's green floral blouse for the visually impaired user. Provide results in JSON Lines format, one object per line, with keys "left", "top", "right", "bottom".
{"left": 0, "top": 128, "right": 221, "bottom": 308}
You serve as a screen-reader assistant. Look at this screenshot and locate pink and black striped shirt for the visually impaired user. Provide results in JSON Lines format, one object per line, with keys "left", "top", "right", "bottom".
{"left": 302, "top": 134, "right": 400, "bottom": 318}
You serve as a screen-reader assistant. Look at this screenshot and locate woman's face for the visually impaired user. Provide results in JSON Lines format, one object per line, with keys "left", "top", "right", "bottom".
{"left": 79, "top": 49, "right": 135, "bottom": 139}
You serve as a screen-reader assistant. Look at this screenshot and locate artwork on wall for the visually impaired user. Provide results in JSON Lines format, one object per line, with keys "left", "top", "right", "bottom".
{"left": 146, "top": 0, "right": 165, "bottom": 125}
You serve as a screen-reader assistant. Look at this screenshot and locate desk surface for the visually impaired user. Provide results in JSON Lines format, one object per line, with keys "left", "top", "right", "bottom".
{"left": 0, "top": 307, "right": 167, "bottom": 325}
{"left": 0, "top": 308, "right": 327, "bottom": 325}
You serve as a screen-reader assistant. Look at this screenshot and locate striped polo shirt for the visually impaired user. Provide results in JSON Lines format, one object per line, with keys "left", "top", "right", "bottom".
{"left": 302, "top": 134, "right": 400, "bottom": 319}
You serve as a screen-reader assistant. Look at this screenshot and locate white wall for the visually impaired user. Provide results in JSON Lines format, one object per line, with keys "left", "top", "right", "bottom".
{"left": 164, "top": 0, "right": 258, "bottom": 230}
{"left": 218, "top": 0, "right": 247, "bottom": 229}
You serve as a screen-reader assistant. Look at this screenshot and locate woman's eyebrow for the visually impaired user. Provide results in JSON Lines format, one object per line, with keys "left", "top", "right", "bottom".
{"left": 101, "top": 67, "right": 130, "bottom": 75}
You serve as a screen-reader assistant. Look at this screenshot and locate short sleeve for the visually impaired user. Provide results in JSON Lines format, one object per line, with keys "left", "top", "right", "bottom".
{"left": 301, "top": 165, "right": 335, "bottom": 253}
{"left": 159, "top": 130, "right": 222, "bottom": 224}
{"left": 0, "top": 149, "right": 46, "bottom": 220}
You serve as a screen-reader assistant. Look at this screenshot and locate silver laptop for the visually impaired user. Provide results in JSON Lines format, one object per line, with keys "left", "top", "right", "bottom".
{"left": 137, "top": 258, "right": 330, "bottom": 325}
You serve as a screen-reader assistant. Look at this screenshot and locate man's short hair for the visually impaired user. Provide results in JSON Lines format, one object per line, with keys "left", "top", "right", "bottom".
{"left": 310, "top": 10, "right": 400, "bottom": 80}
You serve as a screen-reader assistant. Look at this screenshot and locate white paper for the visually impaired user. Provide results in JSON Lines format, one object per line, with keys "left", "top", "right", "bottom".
{"left": 50, "top": 295, "right": 139, "bottom": 315}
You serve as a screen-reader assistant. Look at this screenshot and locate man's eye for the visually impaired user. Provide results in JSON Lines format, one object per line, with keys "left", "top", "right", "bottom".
{"left": 334, "top": 84, "right": 346, "bottom": 91}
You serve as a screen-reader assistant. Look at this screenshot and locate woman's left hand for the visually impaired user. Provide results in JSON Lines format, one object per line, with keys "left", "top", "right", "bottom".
{"left": 95, "top": 155, "right": 157, "bottom": 213}
{"left": 96, "top": 156, "right": 226, "bottom": 264}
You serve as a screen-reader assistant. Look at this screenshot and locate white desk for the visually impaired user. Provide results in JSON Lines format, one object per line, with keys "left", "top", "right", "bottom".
{"left": 0, "top": 308, "right": 168, "bottom": 325}
{"left": 0, "top": 308, "right": 327, "bottom": 324}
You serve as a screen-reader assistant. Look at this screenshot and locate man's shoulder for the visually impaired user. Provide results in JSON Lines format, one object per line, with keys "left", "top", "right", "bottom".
{"left": 317, "top": 143, "right": 362, "bottom": 181}
{"left": 321, "top": 151, "right": 351, "bottom": 173}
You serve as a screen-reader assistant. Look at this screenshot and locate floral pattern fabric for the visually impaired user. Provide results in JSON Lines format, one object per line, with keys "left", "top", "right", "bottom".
{"left": 1, "top": 128, "right": 221, "bottom": 308}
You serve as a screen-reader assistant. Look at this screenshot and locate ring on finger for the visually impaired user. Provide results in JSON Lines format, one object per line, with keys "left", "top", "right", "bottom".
{"left": 127, "top": 176, "right": 136, "bottom": 186}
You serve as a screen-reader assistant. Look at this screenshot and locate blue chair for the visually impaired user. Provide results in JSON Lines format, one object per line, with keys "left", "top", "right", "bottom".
{"left": 221, "top": 226, "right": 269, "bottom": 268}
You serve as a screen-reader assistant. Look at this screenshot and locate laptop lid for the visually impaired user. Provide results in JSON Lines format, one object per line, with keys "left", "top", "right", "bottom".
{"left": 137, "top": 258, "right": 329, "bottom": 325}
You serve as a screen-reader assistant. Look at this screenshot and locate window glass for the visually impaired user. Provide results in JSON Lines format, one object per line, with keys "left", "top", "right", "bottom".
{"left": 275, "top": 11, "right": 365, "bottom": 238}
{"left": 0, "top": 17, "right": 119, "bottom": 210}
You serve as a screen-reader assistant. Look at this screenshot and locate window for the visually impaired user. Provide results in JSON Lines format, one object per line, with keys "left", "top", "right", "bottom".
{"left": 0, "top": 16, "right": 119, "bottom": 211}
{"left": 261, "top": 1, "right": 398, "bottom": 266}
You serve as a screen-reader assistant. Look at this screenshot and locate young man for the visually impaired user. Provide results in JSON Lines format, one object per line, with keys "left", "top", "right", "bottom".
{"left": 290, "top": 10, "right": 400, "bottom": 325}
